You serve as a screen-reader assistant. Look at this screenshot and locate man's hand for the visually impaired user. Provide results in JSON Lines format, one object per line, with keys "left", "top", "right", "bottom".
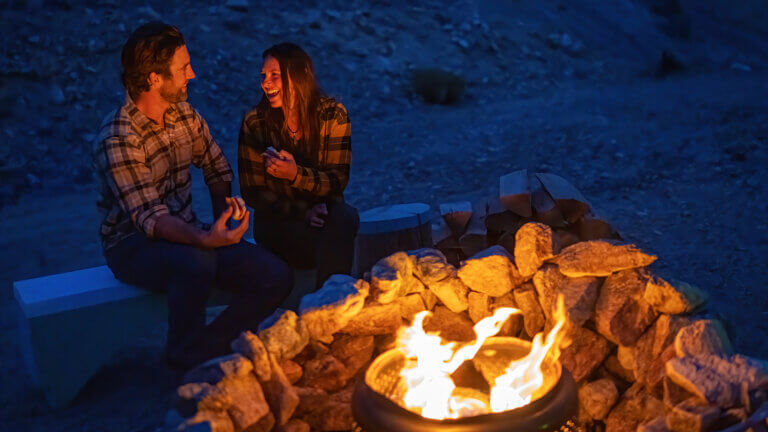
{"left": 201, "top": 205, "right": 249, "bottom": 248}
{"left": 305, "top": 203, "right": 327, "bottom": 228}
{"left": 264, "top": 149, "right": 298, "bottom": 181}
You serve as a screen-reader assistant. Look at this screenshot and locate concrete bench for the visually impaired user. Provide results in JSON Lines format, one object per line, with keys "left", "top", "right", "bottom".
{"left": 14, "top": 261, "right": 316, "bottom": 408}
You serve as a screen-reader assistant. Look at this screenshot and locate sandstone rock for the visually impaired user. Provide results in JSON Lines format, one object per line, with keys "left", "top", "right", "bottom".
{"left": 551, "top": 240, "right": 657, "bottom": 277}
{"left": 644, "top": 276, "right": 708, "bottom": 314}
{"left": 491, "top": 293, "right": 523, "bottom": 337}
{"left": 294, "top": 386, "right": 354, "bottom": 431}
{"left": 665, "top": 398, "right": 720, "bottom": 432}
{"left": 279, "top": 359, "right": 302, "bottom": 385}
{"left": 370, "top": 252, "right": 416, "bottom": 303}
{"left": 603, "top": 353, "right": 635, "bottom": 382}
{"left": 175, "top": 382, "right": 230, "bottom": 417}
{"left": 261, "top": 354, "right": 299, "bottom": 426}
{"left": 275, "top": 418, "right": 310, "bottom": 432}
{"left": 397, "top": 293, "right": 427, "bottom": 321}
{"left": 339, "top": 301, "right": 401, "bottom": 336}
{"left": 258, "top": 309, "right": 310, "bottom": 361}
{"left": 423, "top": 305, "right": 476, "bottom": 342}
{"left": 578, "top": 378, "right": 619, "bottom": 421}
{"left": 408, "top": 248, "right": 455, "bottom": 284}
{"left": 182, "top": 354, "right": 253, "bottom": 385}
{"left": 428, "top": 271, "right": 470, "bottom": 312}
{"left": 532, "top": 264, "right": 599, "bottom": 326}
{"left": 560, "top": 326, "right": 611, "bottom": 382}
{"left": 468, "top": 292, "right": 492, "bottom": 323}
{"left": 514, "top": 222, "right": 559, "bottom": 278}
{"left": 231, "top": 331, "right": 271, "bottom": 382}
{"left": 301, "top": 354, "right": 349, "bottom": 392}
{"left": 638, "top": 416, "right": 670, "bottom": 432}
{"left": 553, "top": 228, "right": 580, "bottom": 250}
{"left": 177, "top": 410, "right": 234, "bottom": 432}
{"left": 674, "top": 319, "right": 732, "bottom": 358}
{"left": 595, "top": 268, "right": 657, "bottom": 346}
{"left": 420, "top": 289, "right": 439, "bottom": 310}
{"left": 605, "top": 384, "right": 664, "bottom": 432}
{"left": 457, "top": 245, "right": 523, "bottom": 297}
{"left": 663, "top": 376, "right": 694, "bottom": 407}
{"left": 617, "top": 345, "right": 635, "bottom": 371}
{"left": 634, "top": 315, "right": 692, "bottom": 391}
{"left": 299, "top": 275, "right": 369, "bottom": 343}
{"left": 330, "top": 334, "right": 374, "bottom": 379}
{"left": 220, "top": 374, "right": 273, "bottom": 432}
{"left": 513, "top": 283, "right": 545, "bottom": 337}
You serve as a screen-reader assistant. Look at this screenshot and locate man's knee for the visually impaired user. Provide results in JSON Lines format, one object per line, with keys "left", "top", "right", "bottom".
{"left": 165, "top": 245, "right": 217, "bottom": 285}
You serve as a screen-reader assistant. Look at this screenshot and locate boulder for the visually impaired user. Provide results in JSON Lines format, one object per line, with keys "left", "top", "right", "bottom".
{"left": 370, "top": 252, "right": 416, "bottom": 303}
{"left": 294, "top": 386, "right": 354, "bottom": 431}
{"left": 182, "top": 353, "right": 253, "bottom": 385}
{"left": 423, "top": 306, "right": 477, "bottom": 342}
{"left": 633, "top": 315, "right": 692, "bottom": 391}
{"left": 275, "top": 418, "right": 310, "bottom": 432}
{"left": 513, "top": 283, "right": 545, "bottom": 337}
{"left": 301, "top": 354, "right": 349, "bottom": 392}
{"left": 595, "top": 268, "right": 657, "bottom": 346}
{"left": 665, "top": 398, "right": 720, "bottom": 432}
{"left": 560, "top": 326, "right": 611, "bottom": 382}
{"left": 231, "top": 331, "right": 271, "bottom": 381}
{"left": 330, "top": 334, "right": 374, "bottom": 379}
{"left": 605, "top": 384, "right": 664, "bottom": 432}
{"left": 220, "top": 374, "right": 274, "bottom": 432}
{"left": 428, "top": 271, "right": 470, "bottom": 312}
{"left": 299, "top": 275, "right": 369, "bottom": 343}
{"left": 578, "top": 378, "right": 619, "bottom": 421}
{"left": 467, "top": 292, "right": 492, "bottom": 323}
{"left": 532, "top": 264, "right": 599, "bottom": 326}
{"left": 551, "top": 240, "right": 657, "bottom": 277}
{"left": 279, "top": 359, "right": 302, "bottom": 385}
{"left": 514, "top": 222, "right": 559, "bottom": 278}
{"left": 258, "top": 309, "right": 310, "bottom": 361}
{"left": 339, "top": 301, "right": 401, "bottom": 336}
{"left": 674, "top": 319, "right": 732, "bottom": 358}
{"left": 457, "top": 245, "right": 523, "bottom": 297}
{"left": 177, "top": 410, "right": 235, "bottom": 432}
{"left": 644, "top": 276, "right": 708, "bottom": 314}
{"left": 261, "top": 354, "right": 299, "bottom": 426}
{"left": 408, "top": 248, "right": 455, "bottom": 284}
{"left": 397, "top": 293, "right": 427, "bottom": 321}
{"left": 175, "top": 382, "right": 230, "bottom": 417}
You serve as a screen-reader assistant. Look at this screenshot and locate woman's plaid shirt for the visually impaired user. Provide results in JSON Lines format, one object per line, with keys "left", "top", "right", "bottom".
{"left": 93, "top": 99, "right": 233, "bottom": 251}
{"left": 237, "top": 100, "right": 351, "bottom": 219}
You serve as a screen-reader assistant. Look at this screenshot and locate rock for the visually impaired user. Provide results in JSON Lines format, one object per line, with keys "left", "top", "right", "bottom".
{"left": 259, "top": 309, "right": 310, "bottom": 361}
{"left": 175, "top": 382, "right": 230, "bottom": 417}
{"left": 370, "top": 252, "right": 416, "bottom": 303}
{"left": 665, "top": 398, "right": 720, "bottom": 432}
{"left": 468, "top": 292, "right": 492, "bottom": 323}
{"left": 177, "top": 410, "right": 235, "bottom": 432}
{"left": 532, "top": 264, "right": 599, "bottom": 326}
{"left": 261, "top": 354, "right": 299, "bottom": 426}
{"left": 294, "top": 386, "right": 354, "bottom": 431}
{"left": 299, "top": 275, "right": 369, "bottom": 343}
{"left": 330, "top": 334, "right": 374, "bottom": 379}
{"left": 279, "top": 359, "right": 302, "bottom": 384}
{"left": 428, "top": 271, "right": 470, "bottom": 312}
{"left": 457, "top": 245, "right": 523, "bottom": 297}
{"left": 182, "top": 354, "right": 253, "bottom": 385}
{"left": 712, "top": 407, "right": 749, "bottom": 430}
{"left": 605, "top": 384, "right": 664, "bottom": 432}
{"left": 397, "top": 293, "right": 427, "bottom": 321}
{"left": 275, "top": 418, "right": 310, "bottom": 432}
{"left": 617, "top": 345, "right": 635, "bottom": 371}
{"left": 644, "top": 276, "right": 708, "bottom": 314}
{"left": 560, "top": 326, "right": 611, "bottom": 382}
{"left": 595, "top": 268, "right": 657, "bottom": 346}
{"left": 665, "top": 354, "right": 768, "bottom": 407}
{"left": 422, "top": 305, "right": 476, "bottom": 342}
{"left": 603, "top": 353, "right": 635, "bottom": 382}
{"left": 551, "top": 240, "right": 657, "bottom": 277}
{"left": 231, "top": 331, "right": 271, "bottom": 382}
{"left": 491, "top": 293, "right": 523, "bottom": 336}
{"left": 674, "top": 319, "right": 732, "bottom": 358}
{"left": 638, "top": 416, "right": 670, "bottom": 432}
{"left": 578, "top": 378, "right": 619, "bottom": 421}
{"left": 339, "top": 301, "right": 401, "bottom": 336}
{"left": 301, "top": 354, "right": 349, "bottom": 392}
{"left": 514, "top": 222, "right": 559, "bottom": 278}
{"left": 633, "top": 315, "right": 692, "bottom": 392}
{"left": 513, "top": 283, "right": 545, "bottom": 337}
{"left": 420, "top": 289, "right": 439, "bottom": 310}
{"left": 408, "top": 248, "right": 455, "bottom": 284}
{"left": 663, "top": 375, "right": 694, "bottom": 407}
{"left": 553, "top": 229, "right": 580, "bottom": 249}
{"left": 220, "top": 374, "right": 274, "bottom": 432}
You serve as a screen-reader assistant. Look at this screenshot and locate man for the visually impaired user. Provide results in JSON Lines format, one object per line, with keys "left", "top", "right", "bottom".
{"left": 93, "top": 22, "right": 292, "bottom": 370}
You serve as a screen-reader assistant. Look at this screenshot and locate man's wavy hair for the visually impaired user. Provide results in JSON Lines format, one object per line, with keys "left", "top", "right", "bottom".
{"left": 121, "top": 22, "right": 185, "bottom": 100}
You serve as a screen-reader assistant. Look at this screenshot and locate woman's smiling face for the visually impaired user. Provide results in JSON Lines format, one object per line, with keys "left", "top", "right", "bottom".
{"left": 261, "top": 55, "right": 283, "bottom": 108}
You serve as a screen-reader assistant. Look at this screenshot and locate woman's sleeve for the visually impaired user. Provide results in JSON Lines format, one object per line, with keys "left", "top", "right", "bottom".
{"left": 238, "top": 113, "right": 280, "bottom": 217}
{"left": 289, "top": 103, "right": 351, "bottom": 197}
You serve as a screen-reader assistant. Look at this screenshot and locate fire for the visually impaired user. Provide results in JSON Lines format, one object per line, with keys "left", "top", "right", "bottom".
{"left": 394, "top": 297, "right": 567, "bottom": 420}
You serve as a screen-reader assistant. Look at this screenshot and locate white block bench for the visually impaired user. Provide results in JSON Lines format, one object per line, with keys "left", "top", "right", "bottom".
{"left": 14, "top": 259, "right": 316, "bottom": 408}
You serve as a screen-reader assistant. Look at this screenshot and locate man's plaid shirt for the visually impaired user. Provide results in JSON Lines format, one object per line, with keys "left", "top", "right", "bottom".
{"left": 237, "top": 100, "right": 351, "bottom": 219}
{"left": 93, "top": 98, "right": 233, "bottom": 251}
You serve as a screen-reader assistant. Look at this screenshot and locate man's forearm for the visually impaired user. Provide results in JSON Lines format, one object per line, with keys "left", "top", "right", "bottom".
{"left": 209, "top": 181, "right": 231, "bottom": 220}
{"left": 154, "top": 214, "right": 209, "bottom": 247}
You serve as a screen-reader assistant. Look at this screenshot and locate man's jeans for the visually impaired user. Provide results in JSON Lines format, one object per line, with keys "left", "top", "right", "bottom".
{"left": 105, "top": 234, "right": 293, "bottom": 368}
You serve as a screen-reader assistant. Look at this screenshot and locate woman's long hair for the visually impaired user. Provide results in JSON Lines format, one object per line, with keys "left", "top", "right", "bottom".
{"left": 258, "top": 43, "right": 329, "bottom": 159}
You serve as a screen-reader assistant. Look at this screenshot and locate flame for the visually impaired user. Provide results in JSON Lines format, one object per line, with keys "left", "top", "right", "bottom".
{"left": 394, "top": 297, "right": 567, "bottom": 420}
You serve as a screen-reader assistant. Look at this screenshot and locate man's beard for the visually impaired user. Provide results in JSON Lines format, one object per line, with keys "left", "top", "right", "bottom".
{"left": 160, "top": 82, "right": 188, "bottom": 103}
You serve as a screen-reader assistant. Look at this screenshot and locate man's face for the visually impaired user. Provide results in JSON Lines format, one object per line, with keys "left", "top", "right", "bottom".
{"left": 159, "top": 45, "right": 195, "bottom": 103}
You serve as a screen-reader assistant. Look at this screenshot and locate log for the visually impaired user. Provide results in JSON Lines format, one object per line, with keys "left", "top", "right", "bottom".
{"left": 431, "top": 218, "right": 463, "bottom": 267}
{"left": 439, "top": 201, "right": 473, "bottom": 237}
{"left": 529, "top": 174, "right": 566, "bottom": 227}
{"left": 499, "top": 169, "right": 532, "bottom": 217}
{"left": 573, "top": 210, "right": 619, "bottom": 241}
{"left": 354, "top": 203, "right": 432, "bottom": 276}
{"left": 485, "top": 198, "right": 522, "bottom": 245}
{"left": 458, "top": 200, "right": 488, "bottom": 257}
{"left": 535, "top": 172, "right": 590, "bottom": 223}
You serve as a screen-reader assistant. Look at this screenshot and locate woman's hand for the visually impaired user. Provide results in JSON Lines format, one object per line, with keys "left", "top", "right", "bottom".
{"left": 264, "top": 149, "right": 298, "bottom": 181}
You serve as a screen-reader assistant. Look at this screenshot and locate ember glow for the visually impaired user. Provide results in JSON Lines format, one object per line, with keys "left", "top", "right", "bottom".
{"left": 394, "top": 298, "right": 567, "bottom": 420}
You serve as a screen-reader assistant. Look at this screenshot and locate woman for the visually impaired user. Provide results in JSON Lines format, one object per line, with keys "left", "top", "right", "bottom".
{"left": 238, "top": 43, "right": 358, "bottom": 290}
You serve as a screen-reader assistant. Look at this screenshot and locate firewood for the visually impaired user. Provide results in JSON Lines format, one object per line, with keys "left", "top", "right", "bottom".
{"left": 529, "top": 174, "right": 566, "bottom": 227}
{"left": 573, "top": 210, "right": 618, "bottom": 241}
{"left": 535, "top": 172, "right": 591, "bottom": 223}
{"left": 458, "top": 200, "right": 487, "bottom": 257}
{"left": 432, "top": 217, "right": 463, "bottom": 266}
{"left": 439, "top": 201, "right": 473, "bottom": 237}
{"left": 499, "top": 169, "right": 532, "bottom": 217}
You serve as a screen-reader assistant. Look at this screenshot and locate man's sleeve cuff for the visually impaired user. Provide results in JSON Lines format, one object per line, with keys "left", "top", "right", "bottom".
{"left": 137, "top": 205, "right": 170, "bottom": 238}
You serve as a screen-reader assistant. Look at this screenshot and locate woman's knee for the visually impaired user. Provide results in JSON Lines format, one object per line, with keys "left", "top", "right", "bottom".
{"left": 326, "top": 202, "right": 359, "bottom": 236}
